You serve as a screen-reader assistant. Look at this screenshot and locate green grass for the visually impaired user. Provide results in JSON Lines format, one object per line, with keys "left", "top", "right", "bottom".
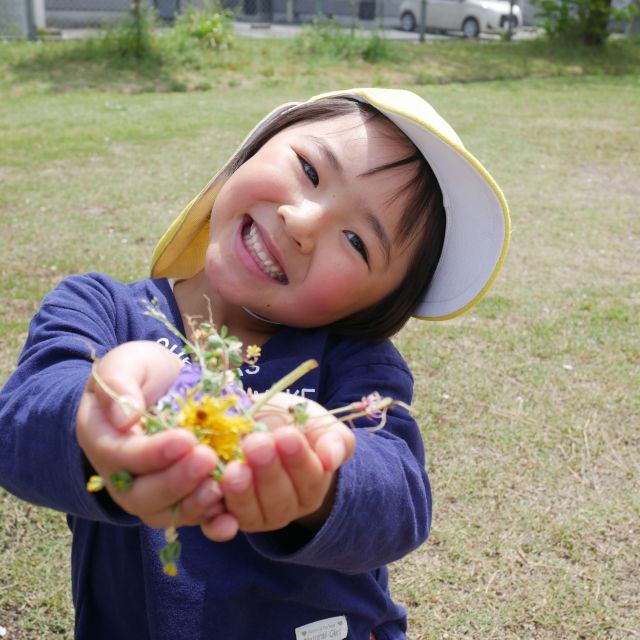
{"left": 1, "top": 34, "right": 639, "bottom": 639}
{"left": 1, "top": 29, "right": 639, "bottom": 96}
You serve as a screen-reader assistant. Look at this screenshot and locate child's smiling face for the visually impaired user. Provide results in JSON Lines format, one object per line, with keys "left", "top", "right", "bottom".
{"left": 204, "top": 111, "right": 419, "bottom": 328}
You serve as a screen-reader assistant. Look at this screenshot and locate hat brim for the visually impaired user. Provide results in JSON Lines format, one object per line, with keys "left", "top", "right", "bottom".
{"left": 151, "top": 88, "right": 510, "bottom": 320}
{"left": 330, "top": 89, "right": 510, "bottom": 320}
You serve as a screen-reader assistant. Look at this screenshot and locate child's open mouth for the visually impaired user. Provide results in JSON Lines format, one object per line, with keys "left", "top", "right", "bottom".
{"left": 242, "top": 219, "right": 288, "bottom": 284}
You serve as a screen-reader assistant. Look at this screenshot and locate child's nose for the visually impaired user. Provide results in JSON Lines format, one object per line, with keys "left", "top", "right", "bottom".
{"left": 278, "top": 201, "right": 325, "bottom": 254}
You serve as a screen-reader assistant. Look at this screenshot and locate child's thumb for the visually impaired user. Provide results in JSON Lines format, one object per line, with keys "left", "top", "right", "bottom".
{"left": 87, "top": 341, "right": 184, "bottom": 431}
{"left": 88, "top": 368, "right": 145, "bottom": 431}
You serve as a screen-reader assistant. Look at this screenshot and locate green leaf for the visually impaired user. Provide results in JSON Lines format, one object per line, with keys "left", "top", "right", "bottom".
{"left": 110, "top": 471, "right": 134, "bottom": 492}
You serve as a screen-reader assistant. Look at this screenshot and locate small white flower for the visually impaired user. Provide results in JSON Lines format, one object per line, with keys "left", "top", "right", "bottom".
{"left": 562, "top": 364, "right": 574, "bottom": 371}
{"left": 0, "top": 624, "right": 8, "bottom": 637}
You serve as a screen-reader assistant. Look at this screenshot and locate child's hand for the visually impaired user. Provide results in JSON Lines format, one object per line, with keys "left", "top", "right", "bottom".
{"left": 200, "top": 393, "right": 356, "bottom": 542}
{"left": 76, "top": 341, "right": 225, "bottom": 528}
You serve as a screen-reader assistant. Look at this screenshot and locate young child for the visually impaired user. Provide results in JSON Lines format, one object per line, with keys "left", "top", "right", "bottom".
{"left": 0, "top": 88, "right": 509, "bottom": 640}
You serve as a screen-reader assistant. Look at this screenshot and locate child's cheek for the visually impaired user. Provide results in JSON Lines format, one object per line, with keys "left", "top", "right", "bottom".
{"left": 297, "top": 272, "right": 360, "bottom": 319}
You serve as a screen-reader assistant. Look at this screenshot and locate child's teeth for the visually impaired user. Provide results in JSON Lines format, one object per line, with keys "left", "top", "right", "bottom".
{"left": 244, "top": 223, "right": 286, "bottom": 282}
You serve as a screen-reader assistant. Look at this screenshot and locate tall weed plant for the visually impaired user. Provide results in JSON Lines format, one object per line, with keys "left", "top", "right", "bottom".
{"left": 174, "top": 0, "right": 235, "bottom": 50}
{"left": 361, "top": 31, "right": 393, "bottom": 63}
{"left": 291, "top": 17, "right": 394, "bottom": 62}
{"left": 101, "top": 0, "right": 159, "bottom": 60}
{"left": 293, "top": 18, "right": 362, "bottom": 59}
{"left": 98, "top": 1, "right": 235, "bottom": 70}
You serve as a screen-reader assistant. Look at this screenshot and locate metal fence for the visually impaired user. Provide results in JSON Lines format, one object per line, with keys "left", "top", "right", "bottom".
{"left": 17, "top": 0, "right": 542, "bottom": 35}
{"left": 43, "top": 0, "right": 243, "bottom": 25}
{"left": 240, "top": 0, "right": 386, "bottom": 22}
{"left": 41, "top": 0, "right": 401, "bottom": 26}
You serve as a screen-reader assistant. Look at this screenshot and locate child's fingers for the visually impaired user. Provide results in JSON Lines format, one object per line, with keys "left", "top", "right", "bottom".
{"left": 258, "top": 394, "right": 356, "bottom": 471}
{"left": 200, "top": 512, "right": 240, "bottom": 542}
{"left": 301, "top": 421, "right": 356, "bottom": 472}
{"left": 86, "top": 375, "right": 146, "bottom": 432}
{"left": 139, "top": 481, "right": 226, "bottom": 529}
{"left": 112, "top": 445, "right": 218, "bottom": 517}
{"left": 79, "top": 388, "right": 201, "bottom": 477}
{"left": 85, "top": 376, "right": 145, "bottom": 431}
{"left": 240, "top": 433, "right": 301, "bottom": 526}
{"left": 273, "top": 427, "right": 329, "bottom": 512}
{"left": 141, "top": 491, "right": 227, "bottom": 529}
{"left": 222, "top": 431, "right": 329, "bottom": 533}
{"left": 109, "top": 428, "right": 201, "bottom": 476}
{"left": 220, "top": 459, "right": 264, "bottom": 531}
{"left": 178, "top": 477, "right": 225, "bottom": 526}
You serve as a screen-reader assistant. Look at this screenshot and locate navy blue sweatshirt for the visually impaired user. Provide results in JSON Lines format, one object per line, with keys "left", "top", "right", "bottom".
{"left": 0, "top": 273, "right": 431, "bottom": 640}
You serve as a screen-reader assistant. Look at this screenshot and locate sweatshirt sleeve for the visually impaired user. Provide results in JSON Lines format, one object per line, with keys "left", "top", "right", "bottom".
{"left": 246, "top": 341, "right": 431, "bottom": 573}
{"left": 0, "top": 274, "right": 137, "bottom": 524}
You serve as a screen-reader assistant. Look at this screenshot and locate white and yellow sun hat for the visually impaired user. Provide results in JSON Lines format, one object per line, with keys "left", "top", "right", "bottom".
{"left": 150, "top": 88, "right": 510, "bottom": 321}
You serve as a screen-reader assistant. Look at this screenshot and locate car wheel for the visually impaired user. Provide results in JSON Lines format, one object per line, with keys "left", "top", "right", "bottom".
{"left": 400, "top": 11, "right": 417, "bottom": 32}
{"left": 462, "top": 17, "right": 480, "bottom": 38}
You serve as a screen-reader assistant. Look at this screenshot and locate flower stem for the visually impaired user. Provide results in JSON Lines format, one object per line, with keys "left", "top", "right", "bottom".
{"left": 247, "top": 359, "right": 318, "bottom": 417}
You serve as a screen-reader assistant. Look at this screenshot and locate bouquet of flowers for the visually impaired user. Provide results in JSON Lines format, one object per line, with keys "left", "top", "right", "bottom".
{"left": 87, "top": 300, "right": 409, "bottom": 576}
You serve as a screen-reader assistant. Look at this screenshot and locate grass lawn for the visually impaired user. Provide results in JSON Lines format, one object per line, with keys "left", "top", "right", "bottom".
{"left": 1, "top": 30, "right": 639, "bottom": 639}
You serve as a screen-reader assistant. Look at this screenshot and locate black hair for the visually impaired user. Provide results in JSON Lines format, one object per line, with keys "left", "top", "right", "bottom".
{"left": 225, "top": 97, "right": 446, "bottom": 340}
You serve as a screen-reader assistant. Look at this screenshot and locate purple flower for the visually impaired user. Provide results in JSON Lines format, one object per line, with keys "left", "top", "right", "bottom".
{"left": 157, "top": 364, "right": 203, "bottom": 411}
{"left": 221, "top": 378, "right": 253, "bottom": 414}
{"left": 168, "top": 364, "right": 203, "bottom": 398}
{"left": 156, "top": 364, "right": 253, "bottom": 416}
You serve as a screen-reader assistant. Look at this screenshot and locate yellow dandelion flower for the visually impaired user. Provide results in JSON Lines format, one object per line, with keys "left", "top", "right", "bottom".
{"left": 178, "top": 394, "right": 253, "bottom": 462}
{"left": 245, "top": 344, "right": 261, "bottom": 365}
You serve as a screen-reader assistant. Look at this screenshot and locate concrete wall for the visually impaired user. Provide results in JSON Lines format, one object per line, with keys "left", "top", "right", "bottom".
{"left": 1, "top": 0, "right": 27, "bottom": 36}
{"left": 0, "top": 0, "right": 45, "bottom": 35}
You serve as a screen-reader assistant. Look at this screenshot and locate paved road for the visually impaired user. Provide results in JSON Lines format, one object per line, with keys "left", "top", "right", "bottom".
{"left": 233, "top": 20, "right": 447, "bottom": 40}
{"left": 58, "top": 22, "right": 542, "bottom": 42}
{"left": 234, "top": 20, "right": 542, "bottom": 40}
{"left": 57, "top": 22, "right": 444, "bottom": 41}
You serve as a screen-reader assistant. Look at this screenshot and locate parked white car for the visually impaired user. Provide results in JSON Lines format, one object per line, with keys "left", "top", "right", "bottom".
{"left": 398, "top": 0, "right": 522, "bottom": 37}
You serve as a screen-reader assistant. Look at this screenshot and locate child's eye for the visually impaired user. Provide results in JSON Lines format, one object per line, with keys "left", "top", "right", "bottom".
{"left": 344, "top": 231, "right": 368, "bottom": 263}
{"left": 297, "top": 155, "right": 319, "bottom": 187}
